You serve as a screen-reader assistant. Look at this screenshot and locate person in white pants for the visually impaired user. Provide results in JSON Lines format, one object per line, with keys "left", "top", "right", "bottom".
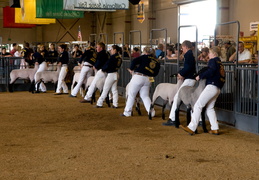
{"left": 163, "top": 40, "right": 196, "bottom": 127}
{"left": 180, "top": 46, "right": 225, "bottom": 135}
{"left": 54, "top": 44, "right": 69, "bottom": 95}
{"left": 122, "top": 46, "right": 160, "bottom": 117}
{"left": 96, "top": 45, "right": 122, "bottom": 108}
{"left": 80, "top": 42, "right": 109, "bottom": 103}
{"left": 70, "top": 43, "right": 96, "bottom": 97}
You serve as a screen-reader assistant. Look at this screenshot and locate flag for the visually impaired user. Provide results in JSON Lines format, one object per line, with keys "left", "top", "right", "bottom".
{"left": 77, "top": 25, "right": 82, "bottom": 41}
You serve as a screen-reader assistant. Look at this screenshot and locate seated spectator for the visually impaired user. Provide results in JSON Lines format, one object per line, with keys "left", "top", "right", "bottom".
{"left": 198, "top": 47, "right": 210, "bottom": 62}
{"left": 155, "top": 44, "right": 165, "bottom": 59}
{"left": 229, "top": 41, "right": 252, "bottom": 64}
{"left": 131, "top": 47, "right": 141, "bottom": 58}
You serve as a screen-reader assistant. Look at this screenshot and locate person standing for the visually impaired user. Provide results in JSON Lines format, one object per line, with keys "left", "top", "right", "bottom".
{"left": 33, "top": 46, "right": 48, "bottom": 93}
{"left": 10, "top": 43, "right": 18, "bottom": 56}
{"left": 54, "top": 44, "right": 69, "bottom": 95}
{"left": 80, "top": 42, "right": 109, "bottom": 103}
{"left": 163, "top": 40, "right": 196, "bottom": 127}
{"left": 70, "top": 42, "right": 96, "bottom": 97}
{"left": 180, "top": 46, "right": 225, "bottom": 135}
{"left": 122, "top": 46, "right": 160, "bottom": 117}
{"left": 96, "top": 45, "right": 122, "bottom": 108}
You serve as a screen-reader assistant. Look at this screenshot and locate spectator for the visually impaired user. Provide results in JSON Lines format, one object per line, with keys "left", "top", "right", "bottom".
{"left": 155, "top": 44, "right": 164, "bottom": 59}
{"left": 229, "top": 41, "right": 252, "bottom": 64}
{"left": 10, "top": 43, "right": 18, "bottom": 56}
{"left": 131, "top": 47, "right": 141, "bottom": 58}
{"left": 198, "top": 47, "right": 210, "bottom": 62}
{"left": 224, "top": 40, "right": 236, "bottom": 62}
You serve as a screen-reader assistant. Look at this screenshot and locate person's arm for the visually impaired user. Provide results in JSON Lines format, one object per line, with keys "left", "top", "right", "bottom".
{"left": 229, "top": 52, "right": 236, "bottom": 62}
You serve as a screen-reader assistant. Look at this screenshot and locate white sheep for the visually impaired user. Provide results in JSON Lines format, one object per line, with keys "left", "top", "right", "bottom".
{"left": 175, "top": 79, "right": 208, "bottom": 132}
{"left": 34, "top": 65, "right": 61, "bottom": 92}
{"left": 85, "top": 75, "right": 109, "bottom": 105}
{"left": 149, "top": 79, "right": 183, "bottom": 120}
{"left": 9, "top": 64, "right": 39, "bottom": 92}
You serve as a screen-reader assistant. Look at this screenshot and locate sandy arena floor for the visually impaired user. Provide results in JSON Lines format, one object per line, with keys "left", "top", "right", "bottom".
{"left": 0, "top": 91, "right": 258, "bottom": 179}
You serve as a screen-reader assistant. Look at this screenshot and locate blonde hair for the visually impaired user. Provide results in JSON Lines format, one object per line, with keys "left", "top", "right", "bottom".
{"left": 210, "top": 46, "right": 221, "bottom": 57}
{"left": 143, "top": 46, "right": 155, "bottom": 56}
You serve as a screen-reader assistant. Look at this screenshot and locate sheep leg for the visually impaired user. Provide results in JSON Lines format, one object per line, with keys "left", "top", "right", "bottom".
{"left": 29, "top": 80, "right": 35, "bottom": 94}
{"left": 91, "top": 90, "right": 96, "bottom": 104}
{"left": 201, "top": 107, "right": 208, "bottom": 133}
{"left": 175, "top": 108, "right": 180, "bottom": 128}
{"left": 136, "top": 101, "right": 141, "bottom": 116}
{"left": 8, "top": 83, "right": 14, "bottom": 93}
{"left": 162, "top": 100, "right": 168, "bottom": 120}
{"left": 148, "top": 104, "right": 154, "bottom": 120}
{"left": 105, "top": 95, "right": 111, "bottom": 107}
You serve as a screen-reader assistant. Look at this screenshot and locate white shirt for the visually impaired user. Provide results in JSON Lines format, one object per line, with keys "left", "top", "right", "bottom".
{"left": 238, "top": 49, "right": 251, "bottom": 61}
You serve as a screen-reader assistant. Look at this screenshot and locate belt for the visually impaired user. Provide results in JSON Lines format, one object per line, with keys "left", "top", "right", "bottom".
{"left": 83, "top": 65, "right": 93, "bottom": 68}
{"left": 134, "top": 72, "right": 148, "bottom": 77}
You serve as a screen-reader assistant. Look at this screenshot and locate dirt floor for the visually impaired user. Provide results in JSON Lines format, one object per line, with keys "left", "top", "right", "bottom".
{"left": 0, "top": 91, "right": 258, "bottom": 180}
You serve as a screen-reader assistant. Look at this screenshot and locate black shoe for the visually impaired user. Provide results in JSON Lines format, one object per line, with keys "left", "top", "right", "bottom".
{"left": 69, "top": 94, "right": 77, "bottom": 98}
{"left": 95, "top": 105, "right": 103, "bottom": 108}
{"left": 162, "top": 119, "right": 176, "bottom": 126}
{"left": 112, "top": 105, "right": 118, "bottom": 109}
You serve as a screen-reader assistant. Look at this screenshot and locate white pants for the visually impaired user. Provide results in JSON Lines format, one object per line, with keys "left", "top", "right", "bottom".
{"left": 56, "top": 65, "right": 68, "bottom": 93}
{"left": 84, "top": 69, "right": 105, "bottom": 100}
{"left": 97, "top": 72, "right": 118, "bottom": 107}
{"left": 188, "top": 85, "right": 220, "bottom": 131}
{"left": 169, "top": 79, "right": 196, "bottom": 121}
{"left": 123, "top": 74, "right": 154, "bottom": 117}
{"left": 71, "top": 65, "right": 93, "bottom": 96}
{"left": 35, "top": 62, "right": 47, "bottom": 92}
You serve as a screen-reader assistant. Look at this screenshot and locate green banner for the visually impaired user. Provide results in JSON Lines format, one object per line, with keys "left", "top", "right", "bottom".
{"left": 36, "top": 0, "right": 84, "bottom": 19}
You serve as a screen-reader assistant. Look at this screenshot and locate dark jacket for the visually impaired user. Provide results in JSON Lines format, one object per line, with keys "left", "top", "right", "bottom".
{"left": 199, "top": 56, "right": 225, "bottom": 89}
{"left": 179, "top": 50, "right": 196, "bottom": 79}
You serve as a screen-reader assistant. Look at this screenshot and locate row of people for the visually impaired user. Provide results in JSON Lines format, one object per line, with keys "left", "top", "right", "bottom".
{"left": 55, "top": 40, "right": 225, "bottom": 136}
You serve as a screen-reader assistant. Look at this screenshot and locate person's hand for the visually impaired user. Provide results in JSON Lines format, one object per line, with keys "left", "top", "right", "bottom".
{"left": 196, "top": 75, "right": 200, "bottom": 81}
{"left": 177, "top": 73, "right": 184, "bottom": 80}
{"left": 127, "top": 68, "right": 133, "bottom": 74}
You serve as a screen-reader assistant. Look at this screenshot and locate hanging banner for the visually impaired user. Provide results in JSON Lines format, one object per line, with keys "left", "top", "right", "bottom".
{"left": 36, "top": 0, "right": 84, "bottom": 19}
{"left": 63, "top": 0, "right": 128, "bottom": 11}
{"left": 137, "top": 1, "right": 145, "bottom": 23}
{"left": 3, "top": 6, "right": 36, "bottom": 28}
{"left": 15, "top": 0, "right": 56, "bottom": 24}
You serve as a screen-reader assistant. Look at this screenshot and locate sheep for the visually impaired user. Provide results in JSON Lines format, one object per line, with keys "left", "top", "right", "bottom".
{"left": 175, "top": 68, "right": 209, "bottom": 133}
{"left": 148, "top": 79, "right": 183, "bottom": 120}
{"left": 33, "top": 65, "right": 61, "bottom": 93}
{"left": 71, "top": 66, "right": 93, "bottom": 97}
{"left": 85, "top": 76, "right": 110, "bottom": 106}
{"left": 9, "top": 64, "right": 39, "bottom": 92}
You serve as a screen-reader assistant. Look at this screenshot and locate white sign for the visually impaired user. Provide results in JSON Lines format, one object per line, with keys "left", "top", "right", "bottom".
{"left": 63, "top": 0, "right": 129, "bottom": 11}
{"left": 250, "top": 21, "right": 259, "bottom": 31}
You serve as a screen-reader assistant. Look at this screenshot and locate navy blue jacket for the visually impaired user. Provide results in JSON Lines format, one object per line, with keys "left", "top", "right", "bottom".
{"left": 94, "top": 50, "right": 109, "bottom": 70}
{"left": 79, "top": 47, "right": 96, "bottom": 65}
{"left": 102, "top": 53, "right": 122, "bottom": 73}
{"left": 199, "top": 57, "right": 225, "bottom": 89}
{"left": 179, "top": 50, "right": 196, "bottom": 79}
{"left": 57, "top": 51, "right": 69, "bottom": 65}
{"left": 130, "top": 54, "right": 160, "bottom": 77}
